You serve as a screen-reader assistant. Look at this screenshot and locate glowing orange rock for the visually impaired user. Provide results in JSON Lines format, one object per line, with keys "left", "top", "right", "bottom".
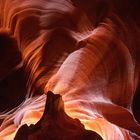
{"left": 0, "top": 0, "right": 140, "bottom": 140}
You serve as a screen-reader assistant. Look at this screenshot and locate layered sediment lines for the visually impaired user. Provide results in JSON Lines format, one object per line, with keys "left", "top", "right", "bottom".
{"left": 0, "top": 0, "right": 140, "bottom": 139}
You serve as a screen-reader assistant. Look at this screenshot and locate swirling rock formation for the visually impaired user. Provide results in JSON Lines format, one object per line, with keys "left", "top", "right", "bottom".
{"left": 0, "top": 0, "right": 140, "bottom": 140}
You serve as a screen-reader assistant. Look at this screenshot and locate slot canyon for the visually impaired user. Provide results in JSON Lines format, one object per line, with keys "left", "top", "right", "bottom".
{"left": 0, "top": 0, "right": 140, "bottom": 139}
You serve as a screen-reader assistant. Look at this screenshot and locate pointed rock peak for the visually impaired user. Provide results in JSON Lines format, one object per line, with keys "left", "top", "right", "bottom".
{"left": 14, "top": 91, "right": 103, "bottom": 140}
{"left": 44, "top": 91, "right": 64, "bottom": 114}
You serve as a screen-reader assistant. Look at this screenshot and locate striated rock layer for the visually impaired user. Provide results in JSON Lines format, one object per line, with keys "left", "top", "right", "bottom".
{"left": 0, "top": 0, "right": 140, "bottom": 139}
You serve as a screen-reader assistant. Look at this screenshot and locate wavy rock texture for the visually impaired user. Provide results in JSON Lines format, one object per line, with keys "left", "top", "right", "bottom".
{"left": 0, "top": 0, "right": 140, "bottom": 140}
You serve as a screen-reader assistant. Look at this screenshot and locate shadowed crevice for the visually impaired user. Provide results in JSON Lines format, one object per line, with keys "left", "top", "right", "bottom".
{"left": 0, "top": 32, "right": 22, "bottom": 81}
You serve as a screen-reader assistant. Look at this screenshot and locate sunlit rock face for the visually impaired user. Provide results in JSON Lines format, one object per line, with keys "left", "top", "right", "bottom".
{"left": 0, "top": 0, "right": 140, "bottom": 140}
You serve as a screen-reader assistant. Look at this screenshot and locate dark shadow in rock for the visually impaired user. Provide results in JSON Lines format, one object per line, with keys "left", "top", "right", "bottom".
{"left": 0, "top": 68, "right": 27, "bottom": 112}
{"left": 133, "top": 84, "right": 140, "bottom": 124}
{"left": 0, "top": 32, "right": 21, "bottom": 81}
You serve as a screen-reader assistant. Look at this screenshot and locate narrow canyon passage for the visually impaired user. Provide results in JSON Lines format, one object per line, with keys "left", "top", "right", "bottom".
{"left": 0, "top": 0, "right": 140, "bottom": 140}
